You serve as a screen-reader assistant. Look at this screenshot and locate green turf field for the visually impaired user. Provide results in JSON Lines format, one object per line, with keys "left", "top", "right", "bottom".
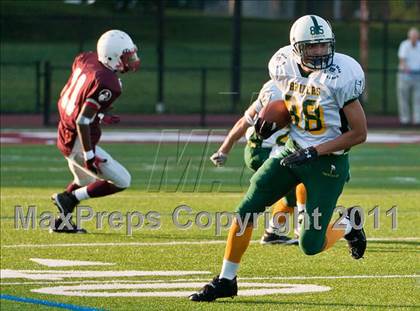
{"left": 0, "top": 139, "right": 419, "bottom": 310}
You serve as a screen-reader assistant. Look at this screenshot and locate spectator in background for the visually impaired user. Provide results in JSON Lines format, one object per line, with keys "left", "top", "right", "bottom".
{"left": 397, "top": 27, "right": 420, "bottom": 126}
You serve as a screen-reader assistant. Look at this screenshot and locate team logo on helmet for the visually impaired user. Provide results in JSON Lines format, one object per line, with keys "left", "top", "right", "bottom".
{"left": 309, "top": 16, "right": 324, "bottom": 35}
{"left": 98, "top": 89, "right": 112, "bottom": 102}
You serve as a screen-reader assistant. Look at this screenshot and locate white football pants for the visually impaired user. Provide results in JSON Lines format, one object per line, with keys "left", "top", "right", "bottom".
{"left": 66, "top": 139, "right": 131, "bottom": 189}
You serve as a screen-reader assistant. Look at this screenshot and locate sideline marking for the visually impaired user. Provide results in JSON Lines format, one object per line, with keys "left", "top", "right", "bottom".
{"left": 0, "top": 294, "right": 100, "bottom": 311}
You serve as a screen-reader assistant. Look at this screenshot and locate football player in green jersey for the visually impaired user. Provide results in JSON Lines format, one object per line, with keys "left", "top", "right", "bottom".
{"left": 190, "top": 15, "right": 367, "bottom": 302}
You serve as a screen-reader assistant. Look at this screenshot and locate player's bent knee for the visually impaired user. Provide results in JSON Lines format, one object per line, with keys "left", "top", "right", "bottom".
{"left": 114, "top": 172, "right": 131, "bottom": 189}
{"left": 299, "top": 234, "right": 324, "bottom": 256}
{"left": 235, "top": 189, "right": 268, "bottom": 220}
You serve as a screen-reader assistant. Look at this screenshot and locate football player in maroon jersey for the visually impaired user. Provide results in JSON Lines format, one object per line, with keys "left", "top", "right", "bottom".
{"left": 51, "top": 30, "right": 140, "bottom": 233}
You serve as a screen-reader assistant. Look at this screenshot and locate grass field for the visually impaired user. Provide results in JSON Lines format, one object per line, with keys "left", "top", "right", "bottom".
{"left": 0, "top": 135, "right": 419, "bottom": 310}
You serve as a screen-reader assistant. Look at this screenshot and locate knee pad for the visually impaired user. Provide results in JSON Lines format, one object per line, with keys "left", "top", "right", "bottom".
{"left": 113, "top": 171, "right": 131, "bottom": 189}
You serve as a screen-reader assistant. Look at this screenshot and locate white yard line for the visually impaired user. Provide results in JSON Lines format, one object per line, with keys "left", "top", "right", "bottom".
{"left": 1, "top": 274, "right": 418, "bottom": 286}
{"left": 1, "top": 237, "right": 418, "bottom": 249}
{"left": 29, "top": 258, "right": 115, "bottom": 267}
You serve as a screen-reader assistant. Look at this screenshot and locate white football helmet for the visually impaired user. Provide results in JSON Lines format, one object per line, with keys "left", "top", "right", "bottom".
{"left": 97, "top": 30, "right": 140, "bottom": 73}
{"left": 289, "top": 15, "right": 335, "bottom": 70}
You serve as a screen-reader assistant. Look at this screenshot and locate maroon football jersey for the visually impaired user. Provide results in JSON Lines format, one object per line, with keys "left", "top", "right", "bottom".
{"left": 57, "top": 52, "right": 121, "bottom": 156}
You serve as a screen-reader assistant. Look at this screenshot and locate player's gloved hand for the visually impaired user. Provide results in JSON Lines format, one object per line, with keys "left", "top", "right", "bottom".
{"left": 84, "top": 154, "right": 107, "bottom": 174}
{"left": 99, "top": 113, "right": 120, "bottom": 125}
{"left": 254, "top": 118, "right": 278, "bottom": 139}
{"left": 210, "top": 151, "right": 228, "bottom": 167}
{"left": 280, "top": 146, "right": 318, "bottom": 167}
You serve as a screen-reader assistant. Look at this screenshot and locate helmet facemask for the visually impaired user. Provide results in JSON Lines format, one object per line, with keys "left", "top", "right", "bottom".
{"left": 118, "top": 46, "right": 141, "bottom": 73}
{"left": 294, "top": 39, "right": 335, "bottom": 70}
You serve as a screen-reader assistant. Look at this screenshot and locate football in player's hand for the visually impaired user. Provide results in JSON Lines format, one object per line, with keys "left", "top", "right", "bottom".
{"left": 259, "top": 100, "right": 291, "bottom": 129}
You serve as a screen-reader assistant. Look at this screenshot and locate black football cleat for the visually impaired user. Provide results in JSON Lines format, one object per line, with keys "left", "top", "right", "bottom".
{"left": 189, "top": 275, "right": 237, "bottom": 302}
{"left": 260, "top": 230, "right": 298, "bottom": 245}
{"left": 51, "top": 192, "right": 79, "bottom": 215}
{"left": 50, "top": 216, "right": 87, "bottom": 234}
{"left": 344, "top": 207, "right": 367, "bottom": 259}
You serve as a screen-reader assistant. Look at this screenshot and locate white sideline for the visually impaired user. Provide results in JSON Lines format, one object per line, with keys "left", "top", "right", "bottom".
{"left": 1, "top": 237, "right": 418, "bottom": 249}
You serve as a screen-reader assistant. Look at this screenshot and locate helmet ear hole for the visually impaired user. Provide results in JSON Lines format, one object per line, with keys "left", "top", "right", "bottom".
{"left": 108, "top": 57, "right": 112, "bottom": 61}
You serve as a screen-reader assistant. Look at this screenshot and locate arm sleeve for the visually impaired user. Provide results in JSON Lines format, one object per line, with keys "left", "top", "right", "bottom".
{"left": 256, "top": 80, "right": 284, "bottom": 111}
{"left": 84, "top": 80, "right": 120, "bottom": 111}
{"left": 244, "top": 81, "right": 283, "bottom": 125}
{"left": 336, "top": 61, "right": 365, "bottom": 108}
{"left": 268, "top": 53, "right": 282, "bottom": 82}
{"left": 268, "top": 49, "right": 290, "bottom": 97}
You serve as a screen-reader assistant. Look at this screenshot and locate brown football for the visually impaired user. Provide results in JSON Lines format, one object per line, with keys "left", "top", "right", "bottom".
{"left": 259, "top": 100, "right": 291, "bottom": 129}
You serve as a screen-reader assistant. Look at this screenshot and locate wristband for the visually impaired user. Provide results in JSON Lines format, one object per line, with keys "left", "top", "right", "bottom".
{"left": 83, "top": 150, "right": 95, "bottom": 161}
